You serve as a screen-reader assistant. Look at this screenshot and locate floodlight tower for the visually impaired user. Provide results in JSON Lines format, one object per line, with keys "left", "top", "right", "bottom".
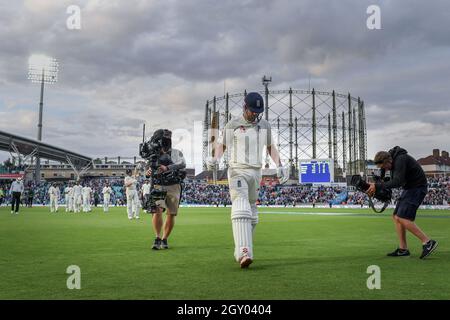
{"left": 261, "top": 75, "right": 272, "bottom": 121}
{"left": 262, "top": 75, "right": 272, "bottom": 168}
{"left": 28, "top": 54, "right": 58, "bottom": 183}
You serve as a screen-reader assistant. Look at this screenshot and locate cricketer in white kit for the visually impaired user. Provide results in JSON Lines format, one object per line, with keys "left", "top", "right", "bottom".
{"left": 124, "top": 169, "right": 140, "bottom": 220}
{"left": 64, "top": 185, "right": 72, "bottom": 212}
{"left": 73, "top": 183, "right": 83, "bottom": 213}
{"left": 82, "top": 185, "right": 92, "bottom": 212}
{"left": 48, "top": 183, "right": 60, "bottom": 213}
{"left": 67, "top": 184, "right": 75, "bottom": 212}
{"left": 141, "top": 180, "right": 151, "bottom": 213}
{"left": 102, "top": 183, "right": 113, "bottom": 212}
{"left": 208, "top": 92, "right": 289, "bottom": 268}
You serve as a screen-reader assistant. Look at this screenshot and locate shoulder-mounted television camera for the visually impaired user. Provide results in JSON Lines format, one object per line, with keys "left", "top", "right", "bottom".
{"left": 139, "top": 129, "right": 171, "bottom": 168}
{"left": 350, "top": 175, "right": 392, "bottom": 213}
{"left": 139, "top": 127, "right": 185, "bottom": 213}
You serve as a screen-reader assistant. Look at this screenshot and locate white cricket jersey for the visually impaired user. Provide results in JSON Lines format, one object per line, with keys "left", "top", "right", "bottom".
{"left": 102, "top": 186, "right": 112, "bottom": 196}
{"left": 64, "top": 187, "right": 71, "bottom": 196}
{"left": 73, "top": 185, "right": 82, "bottom": 195}
{"left": 219, "top": 115, "right": 273, "bottom": 169}
{"left": 82, "top": 187, "right": 92, "bottom": 197}
{"left": 124, "top": 176, "right": 137, "bottom": 193}
{"left": 48, "top": 186, "right": 59, "bottom": 197}
{"left": 68, "top": 187, "right": 74, "bottom": 196}
{"left": 142, "top": 183, "right": 151, "bottom": 195}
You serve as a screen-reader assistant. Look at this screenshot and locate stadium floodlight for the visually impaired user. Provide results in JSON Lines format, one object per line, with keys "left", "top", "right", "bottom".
{"left": 28, "top": 54, "right": 59, "bottom": 84}
{"left": 28, "top": 54, "right": 59, "bottom": 183}
{"left": 261, "top": 75, "right": 272, "bottom": 87}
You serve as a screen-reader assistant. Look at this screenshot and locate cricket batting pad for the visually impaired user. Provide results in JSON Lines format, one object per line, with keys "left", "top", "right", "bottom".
{"left": 231, "top": 196, "right": 253, "bottom": 261}
{"left": 250, "top": 203, "right": 258, "bottom": 233}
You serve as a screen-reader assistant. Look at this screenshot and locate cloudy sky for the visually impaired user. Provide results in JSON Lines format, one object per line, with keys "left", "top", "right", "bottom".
{"left": 1, "top": 0, "right": 449, "bottom": 171}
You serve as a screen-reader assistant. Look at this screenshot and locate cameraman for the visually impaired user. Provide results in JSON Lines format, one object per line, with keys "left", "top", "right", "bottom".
{"left": 367, "top": 146, "right": 438, "bottom": 259}
{"left": 146, "top": 129, "right": 185, "bottom": 250}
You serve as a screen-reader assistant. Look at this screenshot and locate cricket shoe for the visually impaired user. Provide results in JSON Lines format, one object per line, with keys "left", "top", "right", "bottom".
{"left": 152, "top": 237, "right": 162, "bottom": 250}
{"left": 161, "top": 239, "right": 169, "bottom": 249}
{"left": 387, "top": 248, "right": 410, "bottom": 257}
{"left": 420, "top": 240, "right": 438, "bottom": 259}
{"left": 239, "top": 255, "right": 253, "bottom": 269}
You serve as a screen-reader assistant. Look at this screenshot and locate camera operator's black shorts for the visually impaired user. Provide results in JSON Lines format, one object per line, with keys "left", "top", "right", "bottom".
{"left": 393, "top": 186, "right": 427, "bottom": 221}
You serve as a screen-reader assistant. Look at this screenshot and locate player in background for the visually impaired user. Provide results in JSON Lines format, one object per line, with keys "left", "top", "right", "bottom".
{"left": 48, "top": 183, "right": 60, "bottom": 213}
{"left": 102, "top": 182, "right": 112, "bottom": 213}
{"left": 208, "top": 92, "right": 289, "bottom": 268}
{"left": 0, "top": 186, "right": 4, "bottom": 206}
{"left": 124, "top": 169, "right": 140, "bottom": 220}
{"left": 141, "top": 180, "right": 151, "bottom": 213}
{"left": 26, "top": 187, "right": 34, "bottom": 208}
{"left": 67, "top": 183, "right": 75, "bottom": 212}
{"left": 64, "top": 184, "right": 72, "bottom": 212}
{"left": 73, "top": 182, "right": 83, "bottom": 213}
{"left": 82, "top": 184, "right": 92, "bottom": 212}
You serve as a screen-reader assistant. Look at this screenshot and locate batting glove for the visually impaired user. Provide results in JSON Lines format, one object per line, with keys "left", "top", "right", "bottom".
{"left": 206, "top": 156, "right": 218, "bottom": 170}
{"left": 277, "top": 166, "right": 290, "bottom": 184}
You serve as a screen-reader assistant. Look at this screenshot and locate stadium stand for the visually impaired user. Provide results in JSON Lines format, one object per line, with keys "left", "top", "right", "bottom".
{"left": 0, "top": 130, "right": 92, "bottom": 181}
{"left": 0, "top": 176, "right": 448, "bottom": 207}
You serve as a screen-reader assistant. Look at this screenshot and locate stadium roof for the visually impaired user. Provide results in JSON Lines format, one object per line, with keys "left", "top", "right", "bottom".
{"left": 0, "top": 130, "right": 92, "bottom": 167}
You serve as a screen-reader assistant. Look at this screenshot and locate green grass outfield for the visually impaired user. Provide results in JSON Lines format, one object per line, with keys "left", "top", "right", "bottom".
{"left": 0, "top": 205, "right": 449, "bottom": 300}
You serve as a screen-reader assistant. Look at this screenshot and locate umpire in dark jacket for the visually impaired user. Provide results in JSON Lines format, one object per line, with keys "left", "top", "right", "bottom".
{"left": 367, "top": 146, "right": 438, "bottom": 259}
{"left": 9, "top": 177, "right": 24, "bottom": 214}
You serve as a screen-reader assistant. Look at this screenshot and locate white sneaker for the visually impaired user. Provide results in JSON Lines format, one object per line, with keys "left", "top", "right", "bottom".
{"left": 128, "top": 217, "right": 133, "bottom": 220}
{"left": 11, "top": 210, "right": 14, "bottom": 214}
{"left": 135, "top": 216, "right": 140, "bottom": 220}
{"left": 15, "top": 211, "right": 19, "bottom": 215}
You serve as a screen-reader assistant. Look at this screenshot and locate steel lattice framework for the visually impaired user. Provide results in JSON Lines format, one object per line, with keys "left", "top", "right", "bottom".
{"left": 202, "top": 89, "right": 367, "bottom": 181}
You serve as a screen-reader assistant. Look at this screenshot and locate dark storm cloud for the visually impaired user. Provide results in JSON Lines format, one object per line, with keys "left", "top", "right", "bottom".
{"left": 0, "top": 0, "right": 449, "bottom": 163}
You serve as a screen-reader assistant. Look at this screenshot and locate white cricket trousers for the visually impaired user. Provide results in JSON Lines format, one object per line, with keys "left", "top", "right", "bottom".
{"left": 126, "top": 190, "right": 139, "bottom": 219}
{"left": 103, "top": 195, "right": 110, "bottom": 212}
{"left": 49, "top": 195, "right": 58, "bottom": 212}
{"left": 83, "top": 195, "right": 91, "bottom": 212}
